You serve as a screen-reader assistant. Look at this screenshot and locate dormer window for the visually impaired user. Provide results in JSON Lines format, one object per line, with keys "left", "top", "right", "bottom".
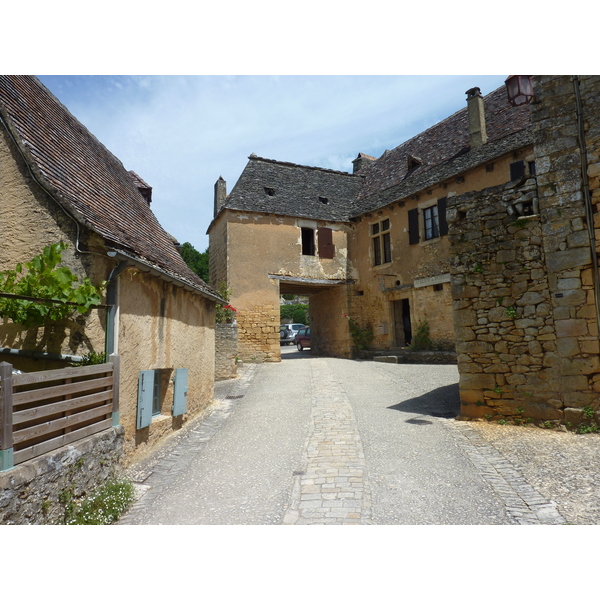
{"left": 407, "top": 155, "right": 422, "bottom": 172}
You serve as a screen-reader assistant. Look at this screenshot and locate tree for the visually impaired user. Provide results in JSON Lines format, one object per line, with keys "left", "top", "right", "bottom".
{"left": 180, "top": 242, "right": 209, "bottom": 282}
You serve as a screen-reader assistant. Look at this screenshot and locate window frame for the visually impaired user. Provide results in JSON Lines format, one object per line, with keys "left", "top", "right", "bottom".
{"left": 371, "top": 218, "right": 392, "bottom": 266}
{"left": 423, "top": 205, "right": 439, "bottom": 241}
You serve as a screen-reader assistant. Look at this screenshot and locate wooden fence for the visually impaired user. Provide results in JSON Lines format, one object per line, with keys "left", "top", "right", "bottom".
{"left": 0, "top": 356, "right": 119, "bottom": 471}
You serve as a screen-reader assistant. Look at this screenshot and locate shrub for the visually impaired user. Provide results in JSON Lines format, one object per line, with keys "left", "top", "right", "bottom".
{"left": 408, "top": 318, "right": 433, "bottom": 351}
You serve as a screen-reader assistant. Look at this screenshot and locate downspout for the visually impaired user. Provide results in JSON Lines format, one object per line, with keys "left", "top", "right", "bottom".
{"left": 105, "top": 257, "right": 128, "bottom": 357}
{"left": 572, "top": 76, "right": 600, "bottom": 327}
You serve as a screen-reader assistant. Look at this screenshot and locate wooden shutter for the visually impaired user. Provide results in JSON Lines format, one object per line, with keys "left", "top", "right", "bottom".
{"left": 172, "top": 368, "right": 188, "bottom": 417}
{"left": 137, "top": 370, "right": 154, "bottom": 429}
{"left": 408, "top": 208, "right": 419, "bottom": 245}
{"left": 438, "top": 197, "right": 448, "bottom": 237}
{"left": 317, "top": 227, "right": 334, "bottom": 259}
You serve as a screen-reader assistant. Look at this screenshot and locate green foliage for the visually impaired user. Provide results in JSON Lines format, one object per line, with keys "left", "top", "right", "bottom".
{"left": 0, "top": 242, "right": 104, "bottom": 327}
{"left": 215, "top": 281, "right": 236, "bottom": 324}
{"left": 347, "top": 317, "right": 375, "bottom": 350}
{"left": 506, "top": 306, "right": 518, "bottom": 319}
{"left": 280, "top": 303, "right": 308, "bottom": 325}
{"left": 179, "top": 242, "right": 209, "bottom": 281}
{"left": 408, "top": 318, "right": 433, "bottom": 351}
{"left": 76, "top": 351, "right": 106, "bottom": 366}
{"left": 65, "top": 479, "right": 135, "bottom": 525}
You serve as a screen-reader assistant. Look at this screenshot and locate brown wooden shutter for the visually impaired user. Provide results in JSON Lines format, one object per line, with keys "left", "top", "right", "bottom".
{"left": 438, "top": 197, "right": 448, "bottom": 237}
{"left": 408, "top": 208, "right": 419, "bottom": 245}
{"left": 318, "top": 227, "right": 335, "bottom": 259}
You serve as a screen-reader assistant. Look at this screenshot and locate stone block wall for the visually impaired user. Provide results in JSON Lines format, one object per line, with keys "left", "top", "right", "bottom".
{"left": 0, "top": 426, "right": 124, "bottom": 524}
{"left": 215, "top": 323, "right": 238, "bottom": 380}
{"left": 236, "top": 305, "right": 280, "bottom": 362}
{"left": 447, "top": 75, "right": 600, "bottom": 426}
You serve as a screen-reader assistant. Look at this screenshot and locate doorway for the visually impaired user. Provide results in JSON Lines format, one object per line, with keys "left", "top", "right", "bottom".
{"left": 393, "top": 298, "right": 412, "bottom": 347}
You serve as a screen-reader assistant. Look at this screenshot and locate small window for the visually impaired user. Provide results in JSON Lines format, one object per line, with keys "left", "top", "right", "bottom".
{"left": 424, "top": 205, "right": 439, "bottom": 240}
{"left": 318, "top": 196, "right": 329, "bottom": 204}
{"left": 433, "top": 283, "right": 444, "bottom": 292}
{"left": 371, "top": 218, "right": 391, "bottom": 265}
{"left": 528, "top": 161, "right": 536, "bottom": 175}
{"left": 152, "top": 370, "right": 161, "bottom": 415}
{"left": 301, "top": 227, "right": 315, "bottom": 256}
{"left": 510, "top": 161, "right": 526, "bottom": 180}
{"left": 264, "top": 187, "right": 276, "bottom": 196}
{"left": 407, "top": 155, "right": 421, "bottom": 171}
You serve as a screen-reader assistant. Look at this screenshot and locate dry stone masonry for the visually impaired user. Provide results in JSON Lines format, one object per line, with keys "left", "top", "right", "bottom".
{"left": 448, "top": 75, "right": 600, "bottom": 429}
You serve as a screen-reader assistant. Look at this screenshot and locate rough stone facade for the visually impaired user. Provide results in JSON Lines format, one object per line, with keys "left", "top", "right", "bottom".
{"left": 448, "top": 75, "right": 600, "bottom": 426}
{"left": 215, "top": 322, "right": 238, "bottom": 380}
{"left": 0, "top": 426, "right": 124, "bottom": 524}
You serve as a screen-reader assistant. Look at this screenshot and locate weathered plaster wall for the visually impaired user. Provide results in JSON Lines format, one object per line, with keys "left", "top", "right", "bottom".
{"left": 1, "top": 127, "right": 217, "bottom": 466}
{"left": 309, "top": 285, "right": 352, "bottom": 358}
{"left": 117, "top": 269, "right": 215, "bottom": 463}
{"left": 212, "top": 211, "right": 353, "bottom": 361}
{"left": 0, "top": 127, "right": 109, "bottom": 368}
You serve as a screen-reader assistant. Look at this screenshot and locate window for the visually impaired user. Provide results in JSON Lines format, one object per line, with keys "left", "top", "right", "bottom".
{"left": 152, "top": 370, "right": 161, "bottom": 415}
{"left": 301, "top": 227, "right": 315, "bottom": 255}
{"left": 371, "top": 218, "right": 391, "bottom": 265}
{"left": 408, "top": 198, "right": 448, "bottom": 245}
{"left": 510, "top": 161, "right": 526, "bottom": 180}
{"left": 423, "top": 205, "right": 439, "bottom": 240}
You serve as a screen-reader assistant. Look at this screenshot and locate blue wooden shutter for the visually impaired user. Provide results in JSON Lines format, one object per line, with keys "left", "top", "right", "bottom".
{"left": 172, "top": 368, "right": 188, "bottom": 417}
{"left": 137, "top": 370, "right": 155, "bottom": 429}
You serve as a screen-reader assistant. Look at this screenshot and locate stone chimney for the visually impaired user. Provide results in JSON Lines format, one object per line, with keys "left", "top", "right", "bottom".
{"left": 352, "top": 153, "right": 376, "bottom": 174}
{"left": 214, "top": 176, "right": 227, "bottom": 217}
{"left": 466, "top": 87, "right": 488, "bottom": 148}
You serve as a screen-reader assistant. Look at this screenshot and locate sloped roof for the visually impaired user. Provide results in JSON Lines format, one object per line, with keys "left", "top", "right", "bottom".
{"left": 0, "top": 75, "right": 220, "bottom": 302}
{"left": 355, "top": 85, "right": 531, "bottom": 208}
{"left": 218, "top": 155, "right": 365, "bottom": 223}
{"left": 212, "top": 84, "right": 532, "bottom": 225}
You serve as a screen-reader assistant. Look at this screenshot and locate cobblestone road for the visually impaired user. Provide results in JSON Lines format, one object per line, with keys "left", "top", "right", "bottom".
{"left": 118, "top": 351, "right": 600, "bottom": 525}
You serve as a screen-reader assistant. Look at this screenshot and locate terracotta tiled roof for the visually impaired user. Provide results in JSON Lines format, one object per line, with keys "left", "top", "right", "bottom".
{"left": 0, "top": 76, "right": 220, "bottom": 302}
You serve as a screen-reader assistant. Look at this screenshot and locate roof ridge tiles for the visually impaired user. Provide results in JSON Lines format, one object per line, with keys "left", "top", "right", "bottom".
{"left": 248, "top": 154, "right": 362, "bottom": 178}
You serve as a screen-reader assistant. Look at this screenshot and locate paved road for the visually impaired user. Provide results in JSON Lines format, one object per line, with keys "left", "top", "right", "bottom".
{"left": 118, "top": 347, "right": 588, "bottom": 525}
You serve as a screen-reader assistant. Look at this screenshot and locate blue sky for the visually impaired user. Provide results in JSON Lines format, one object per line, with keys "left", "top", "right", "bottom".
{"left": 38, "top": 75, "right": 510, "bottom": 252}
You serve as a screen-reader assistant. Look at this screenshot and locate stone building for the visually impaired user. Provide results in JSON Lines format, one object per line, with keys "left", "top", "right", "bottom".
{"left": 0, "top": 76, "right": 223, "bottom": 464}
{"left": 208, "top": 83, "right": 532, "bottom": 362}
{"left": 447, "top": 75, "right": 600, "bottom": 427}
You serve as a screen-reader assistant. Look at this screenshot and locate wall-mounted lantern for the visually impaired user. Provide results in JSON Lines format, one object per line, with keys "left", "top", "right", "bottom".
{"left": 505, "top": 75, "right": 534, "bottom": 106}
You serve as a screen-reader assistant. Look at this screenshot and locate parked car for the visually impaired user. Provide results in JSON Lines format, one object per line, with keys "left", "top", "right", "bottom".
{"left": 296, "top": 327, "right": 310, "bottom": 351}
{"left": 280, "top": 323, "right": 305, "bottom": 345}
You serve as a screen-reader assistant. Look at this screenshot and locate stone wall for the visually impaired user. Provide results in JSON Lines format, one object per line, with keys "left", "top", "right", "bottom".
{"left": 215, "top": 322, "right": 238, "bottom": 380}
{"left": 236, "top": 305, "right": 280, "bottom": 362}
{"left": 0, "top": 426, "right": 124, "bottom": 524}
{"left": 447, "top": 75, "right": 600, "bottom": 427}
